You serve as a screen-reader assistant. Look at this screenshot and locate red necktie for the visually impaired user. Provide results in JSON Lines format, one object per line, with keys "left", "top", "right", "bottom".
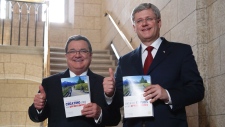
{"left": 143, "top": 46, "right": 154, "bottom": 74}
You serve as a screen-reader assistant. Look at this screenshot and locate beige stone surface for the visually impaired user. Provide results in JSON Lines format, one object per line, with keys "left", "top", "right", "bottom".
{"left": 84, "top": 4, "right": 101, "bottom": 17}
{"left": 113, "top": 34, "right": 127, "bottom": 54}
{"left": 25, "top": 64, "right": 42, "bottom": 77}
{"left": 0, "top": 83, "right": 27, "bottom": 97}
{"left": 26, "top": 113, "right": 41, "bottom": 127}
{"left": 209, "top": 75, "right": 225, "bottom": 115}
{"left": 177, "top": 0, "right": 196, "bottom": 22}
{"left": 75, "top": 0, "right": 101, "bottom": 4}
{"left": 160, "top": 0, "right": 178, "bottom": 35}
{"left": 75, "top": 3, "right": 84, "bottom": 16}
{"left": 25, "top": 75, "right": 42, "bottom": 83}
{"left": 187, "top": 116, "right": 199, "bottom": 127}
{"left": 1, "top": 98, "right": 32, "bottom": 111}
{"left": 11, "top": 54, "right": 42, "bottom": 66}
{"left": 186, "top": 103, "right": 199, "bottom": 116}
{"left": 0, "top": 112, "right": 11, "bottom": 126}
{"left": 171, "top": 11, "right": 197, "bottom": 46}
{"left": 28, "top": 84, "right": 40, "bottom": 98}
{"left": 207, "top": 38, "right": 221, "bottom": 78}
{"left": 11, "top": 112, "right": 27, "bottom": 125}
{"left": 0, "top": 63, "right": 3, "bottom": 74}
{"left": 210, "top": 115, "right": 225, "bottom": 127}
{"left": 74, "top": 16, "right": 95, "bottom": 29}
{"left": 220, "top": 34, "right": 225, "bottom": 74}
{"left": 4, "top": 63, "right": 25, "bottom": 75}
{"left": 81, "top": 29, "right": 101, "bottom": 43}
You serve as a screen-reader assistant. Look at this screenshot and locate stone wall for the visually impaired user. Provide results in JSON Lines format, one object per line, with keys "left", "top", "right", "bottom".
{"left": 48, "top": 0, "right": 103, "bottom": 50}
{"left": 0, "top": 46, "right": 43, "bottom": 126}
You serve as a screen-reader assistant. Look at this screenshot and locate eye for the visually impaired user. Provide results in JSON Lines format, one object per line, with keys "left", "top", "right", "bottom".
{"left": 146, "top": 17, "right": 153, "bottom": 21}
{"left": 80, "top": 50, "right": 89, "bottom": 54}
{"left": 136, "top": 19, "right": 143, "bottom": 24}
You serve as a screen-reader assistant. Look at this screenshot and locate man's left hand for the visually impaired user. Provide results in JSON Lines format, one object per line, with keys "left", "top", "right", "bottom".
{"left": 81, "top": 103, "right": 101, "bottom": 119}
{"left": 143, "top": 84, "right": 169, "bottom": 103}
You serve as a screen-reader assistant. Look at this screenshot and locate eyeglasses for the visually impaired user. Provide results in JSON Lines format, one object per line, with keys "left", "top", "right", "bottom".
{"left": 66, "top": 49, "right": 89, "bottom": 55}
{"left": 134, "top": 17, "right": 157, "bottom": 25}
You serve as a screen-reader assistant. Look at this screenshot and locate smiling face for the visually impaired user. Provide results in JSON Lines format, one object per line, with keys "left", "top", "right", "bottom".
{"left": 65, "top": 40, "right": 92, "bottom": 75}
{"left": 133, "top": 9, "right": 161, "bottom": 46}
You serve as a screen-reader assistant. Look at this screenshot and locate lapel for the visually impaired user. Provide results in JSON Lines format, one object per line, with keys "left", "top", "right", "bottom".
{"left": 60, "top": 69, "right": 70, "bottom": 78}
{"left": 148, "top": 38, "right": 172, "bottom": 73}
{"left": 131, "top": 45, "right": 144, "bottom": 74}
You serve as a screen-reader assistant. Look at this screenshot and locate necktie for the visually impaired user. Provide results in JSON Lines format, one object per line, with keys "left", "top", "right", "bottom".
{"left": 143, "top": 46, "right": 154, "bottom": 74}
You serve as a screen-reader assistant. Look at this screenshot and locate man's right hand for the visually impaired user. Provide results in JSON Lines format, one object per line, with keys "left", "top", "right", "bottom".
{"left": 103, "top": 68, "right": 115, "bottom": 97}
{"left": 34, "top": 85, "right": 46, "bottom": 110}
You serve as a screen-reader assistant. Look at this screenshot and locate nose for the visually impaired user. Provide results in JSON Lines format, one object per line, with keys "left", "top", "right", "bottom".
{"left": 142, "top": 19, "right": 148, "bottom": 26}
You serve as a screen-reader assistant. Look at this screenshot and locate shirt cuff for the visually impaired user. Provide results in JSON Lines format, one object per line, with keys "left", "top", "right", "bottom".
{"left": 165, "top": 90, "right": 173, "bottom": 109}
{"left": 104, "top": 88, "right": 116, "bottom": 105}
{"left": 94, "top": 109, "right": 102, "bottom": 124}
{"left": 36, "top": 109, "right": 43, "bottom": 114}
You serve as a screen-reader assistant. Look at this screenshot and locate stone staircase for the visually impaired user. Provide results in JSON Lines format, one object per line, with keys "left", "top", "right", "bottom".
{"left": 50, "top": 47, "right": 117, "bottom": 77}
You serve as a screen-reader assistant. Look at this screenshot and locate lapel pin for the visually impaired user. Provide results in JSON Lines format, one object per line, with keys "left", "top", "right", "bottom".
{"left": 163, "top": 51, "right": 165, "bottom": 53}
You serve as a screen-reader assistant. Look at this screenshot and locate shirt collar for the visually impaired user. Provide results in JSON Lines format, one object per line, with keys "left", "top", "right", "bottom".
{"left": 69, "top": 70, "right": 88, "bottom": 77}
{"left": 141, "top": 37, "right": 162, "bottom": 53}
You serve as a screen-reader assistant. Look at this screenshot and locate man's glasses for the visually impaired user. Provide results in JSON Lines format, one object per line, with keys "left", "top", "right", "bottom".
{"left": 134, "top": 17, "right": 158, "bottom": 25}
{"left": 66, "top": 49, "right": 89, "bottom": 55}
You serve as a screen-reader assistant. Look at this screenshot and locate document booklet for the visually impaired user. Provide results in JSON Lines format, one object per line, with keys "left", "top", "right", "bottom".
{"left": 123, "top": 75, "right": 154, "bottom": 118}
{"left": 61, "top": 75, "right": 90, "bottom": 118}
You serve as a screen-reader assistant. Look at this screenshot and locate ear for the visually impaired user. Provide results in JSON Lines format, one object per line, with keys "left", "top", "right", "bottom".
{"left": 158, "top": 19, "right": 162, "bottom": 28}
{"left": 133, "top": 24, "right": 137, "bottom": 33}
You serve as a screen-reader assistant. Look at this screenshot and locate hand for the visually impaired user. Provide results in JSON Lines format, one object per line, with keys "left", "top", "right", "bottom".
{"left": 34, "top": 85, "right": 46, "bottom": 110}
{"left": 81, "top": 103, "right": 101, "bottom": 119}
{"left": 143, "top": 84, "right": 169, "bottom": 103}
{"left": 103, "top": 68, "right": 115, "bottom": 97}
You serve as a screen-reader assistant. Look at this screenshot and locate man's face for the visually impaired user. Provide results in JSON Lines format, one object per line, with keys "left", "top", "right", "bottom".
{"left": 133, "top": 9, "right": 161, "bottom": 44}
{"left": 65, "top": 40, "right": 92, "bottom": 75}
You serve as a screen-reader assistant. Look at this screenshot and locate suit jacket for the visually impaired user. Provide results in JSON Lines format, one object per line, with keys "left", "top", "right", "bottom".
{"left": 115, "top": 37, "right": 204, "bottom": 127}
{"left": 28, "top": 69, "right": 121, "bottom": 127}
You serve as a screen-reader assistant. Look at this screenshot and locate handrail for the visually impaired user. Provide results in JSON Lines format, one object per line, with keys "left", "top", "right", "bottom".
{"left": 6, "top": 0, "right": 46, "bottom": 4}
{"left": 105, "top": 12, "right": 133, "bottom": 50}
{"left": 42, "top": 1, "right": 49, "bottom": 126}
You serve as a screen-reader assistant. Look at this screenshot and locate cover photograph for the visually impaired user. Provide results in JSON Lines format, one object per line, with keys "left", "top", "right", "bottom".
{"left": 123, "top": 75, "right": 154, "bottom": 118}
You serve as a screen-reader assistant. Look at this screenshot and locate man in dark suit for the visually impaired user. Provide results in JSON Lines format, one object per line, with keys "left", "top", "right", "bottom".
{"left": 103, "top": 3, "right": 204, "bottom": 127}
{"left": 28, "top": 35, "right": 121, "bottom": 127}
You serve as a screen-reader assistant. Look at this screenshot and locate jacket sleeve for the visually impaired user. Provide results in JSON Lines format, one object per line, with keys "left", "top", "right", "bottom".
{"left": 168, "top": 45, "right": 205, "bottom": 111}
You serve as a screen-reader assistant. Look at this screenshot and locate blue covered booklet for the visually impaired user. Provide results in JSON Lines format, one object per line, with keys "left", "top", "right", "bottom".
{"left": 123, "top": 75, "right": 154, "bottom": 118}
{"left": 61, "top": 75, "right": 90, "bottom": 118}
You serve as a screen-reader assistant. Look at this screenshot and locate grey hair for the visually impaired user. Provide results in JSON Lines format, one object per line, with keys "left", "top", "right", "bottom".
{"left": 131, "top": 3, "right": 161, "bottom": 24}
{"left": 65, "top": 35, "right": 92, "bottom": 53}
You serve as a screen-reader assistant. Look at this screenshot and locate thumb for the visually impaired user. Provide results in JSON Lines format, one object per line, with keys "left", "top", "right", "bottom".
{"left": 39, "top": 85, "right": 46, "bottom": 95}
{"left": 108, "top": 68, "right": 114, "bottom": 78}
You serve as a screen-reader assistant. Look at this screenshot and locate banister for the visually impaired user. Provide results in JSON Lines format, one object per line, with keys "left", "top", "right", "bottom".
{"left": 105, "top": 12, "right": 133, "bottom": 50}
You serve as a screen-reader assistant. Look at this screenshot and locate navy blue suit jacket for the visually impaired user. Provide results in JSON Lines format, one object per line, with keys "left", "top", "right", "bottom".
{"left": 115, "top": 38, "right": 204, "bottom": 127}
{"left": 28, "top": 69, "right": 121, "bottom": 127}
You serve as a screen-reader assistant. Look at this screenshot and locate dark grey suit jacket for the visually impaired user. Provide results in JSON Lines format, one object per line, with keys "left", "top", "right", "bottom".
{"left": 115, "top": 37, "right": 204, "bottom": 127}
{"left": 28, "top": 69, "right": 121, "bottom": 127}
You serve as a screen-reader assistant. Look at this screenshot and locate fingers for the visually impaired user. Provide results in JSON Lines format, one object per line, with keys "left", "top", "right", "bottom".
{"left": 34, "top": 85, "right": 46, "bottom": 110}
{"left": 143, "top": 84, "right": 168, "bottom": 103}
{"left": 82, "top": 103, "right": 101, "bottom": 119}
{"left": 103, "top": 68, "right": 115, "bottom": 97}
{"left": 39, "top": 85, "right": 45, "bottom": 94}
{"left": 108, "top": 68, "right": 114, "bottom": 78}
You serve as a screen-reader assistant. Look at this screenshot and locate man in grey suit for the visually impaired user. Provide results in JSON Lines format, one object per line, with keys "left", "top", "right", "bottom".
{"left": 103, "top": 3, "right": 205, "bottom": 127}
{"left": 28, "top": 35, "right": 121, "bottom": 127}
